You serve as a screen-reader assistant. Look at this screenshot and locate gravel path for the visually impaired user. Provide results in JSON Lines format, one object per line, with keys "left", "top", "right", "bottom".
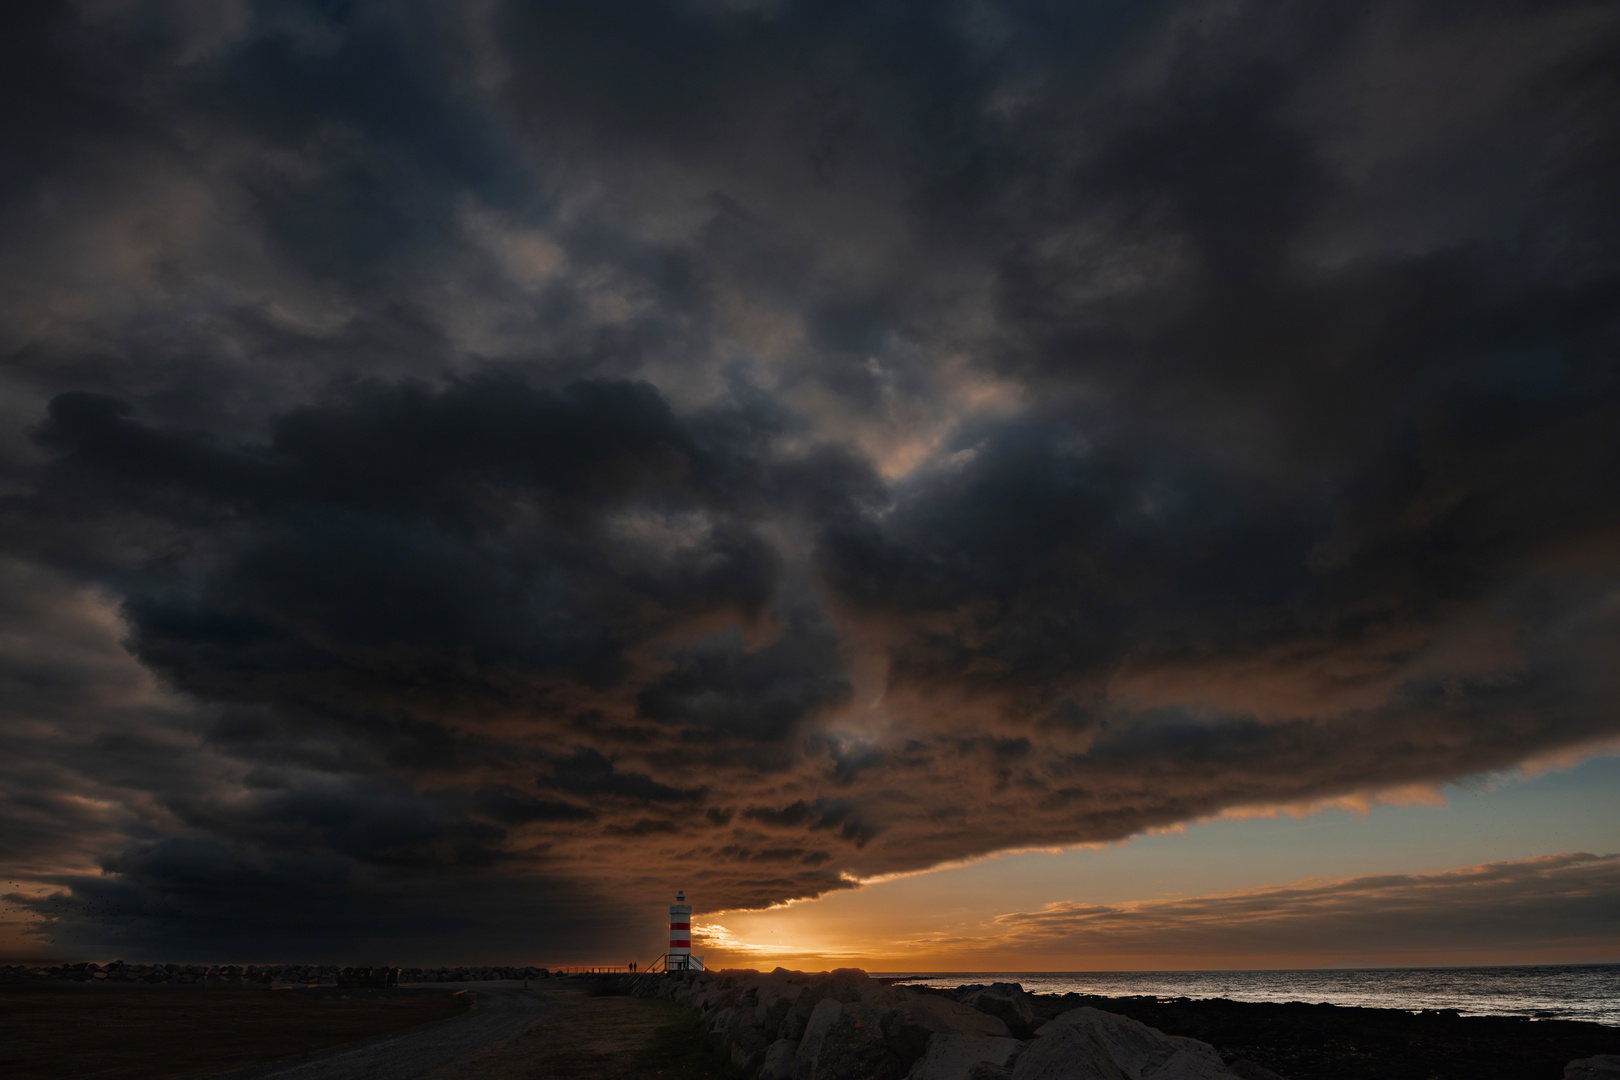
{"left": 202, "top": 982, "right": 557, "bottom": 1080}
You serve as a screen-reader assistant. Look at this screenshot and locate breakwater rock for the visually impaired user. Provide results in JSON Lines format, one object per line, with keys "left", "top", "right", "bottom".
{"left": 620, "top": 968, "right": 1248, "bottom": 1080}
{"left": 620, "top": 971, "right": 1620, "bottom": 1080}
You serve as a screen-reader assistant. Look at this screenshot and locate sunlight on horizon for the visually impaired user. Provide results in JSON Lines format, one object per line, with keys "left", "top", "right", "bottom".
{"left": 695, "top": 756, "right": 1620, "bottom": 972}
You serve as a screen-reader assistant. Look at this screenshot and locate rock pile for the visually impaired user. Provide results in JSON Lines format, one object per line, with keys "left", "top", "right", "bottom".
{"left": 623, "top": 968, "right": 1251, "bottom": 1080}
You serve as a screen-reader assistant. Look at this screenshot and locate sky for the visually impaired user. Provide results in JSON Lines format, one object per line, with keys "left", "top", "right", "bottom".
{"left": 0, "top": 0, "right": 1617, "bottom": 971}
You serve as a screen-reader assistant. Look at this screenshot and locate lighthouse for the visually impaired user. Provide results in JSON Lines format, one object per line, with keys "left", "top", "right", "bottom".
{"left": 668, "top": 889, "right": 692, "bottom": 971}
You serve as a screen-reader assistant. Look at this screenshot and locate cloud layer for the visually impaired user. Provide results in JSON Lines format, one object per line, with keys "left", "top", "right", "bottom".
{"left": 1, "top": 0, "right": 1616, "bottom": 962}
{"left": 991, "top": 852, "right": 1620, "bottom": 963}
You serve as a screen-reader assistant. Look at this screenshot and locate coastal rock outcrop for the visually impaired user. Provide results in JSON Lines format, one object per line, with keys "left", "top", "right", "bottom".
{"left": 887, "top": 994, "right": 1014, "bottom": 1066}
{"left": 908, "top": 1033, "right": 1024, "bottom": 1080}
{"left": 955, "top": 984, "right": 1038, "bottom": 1036}
{"left": 798, "top": 998, "right": 902, "bottom": 1080}
{"left": 895, "top": 995, "right": 1012, "bottom": 1039}
{"left": 1566, "top": 1055, "right": 1620, "bottom": 1079}
{"left": 1016, "top": 1008, "right": 1240, "bottom": 1080}
{"left": 623, "top": 969, "right": 1241, "bottom": 1080}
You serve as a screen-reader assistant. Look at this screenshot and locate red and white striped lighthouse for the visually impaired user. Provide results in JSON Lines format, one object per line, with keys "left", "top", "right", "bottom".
{"left": 668, "top": 889, "right": 692, "bottom": 970}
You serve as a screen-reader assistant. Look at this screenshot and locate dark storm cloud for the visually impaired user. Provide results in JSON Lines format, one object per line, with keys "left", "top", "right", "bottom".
{"left": 1, "top": 0, "right": 1617, "bottom": 962}
{"left": 819, "top": 416, "right": 1327, "bottom": 698}
{"left": 636, "top": 612, "right": 852, "bottom": 742}
{"left": 11, "top": 835, "right": 624, "bottom": 965}
{"left": 541, "top": 748, "right": 705, "bottom": 803}
{"left": 469, "top": 786, "right": 595, "bottom": 826}
{"left": 4, "top": 367, "right": 881, "bottom": 949}
{"left": 817, "top": 396, "right": 1620, "bottom": 723}
{"left": 26, "top": 375, "right": 793, "bottom": 693}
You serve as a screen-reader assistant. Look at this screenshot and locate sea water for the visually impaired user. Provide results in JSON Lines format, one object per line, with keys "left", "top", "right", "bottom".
{"left": 874, "top": 965, "right": 1620, "bottom": 1026}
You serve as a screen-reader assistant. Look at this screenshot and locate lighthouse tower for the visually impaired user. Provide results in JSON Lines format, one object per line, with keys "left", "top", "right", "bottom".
{"left": 668, "top": 889, "right": 692, "bottom": 971}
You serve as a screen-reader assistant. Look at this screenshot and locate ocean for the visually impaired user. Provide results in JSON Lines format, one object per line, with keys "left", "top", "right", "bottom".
{"left": 874, "top": 965, "right": 1620, "bottom": 1026}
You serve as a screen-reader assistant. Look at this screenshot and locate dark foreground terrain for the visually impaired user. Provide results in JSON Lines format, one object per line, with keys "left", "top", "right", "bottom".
{"left": 1046, "top": 992, "right": 1620, "bottom": 1080}
{"left": 2, "top": 971, "right": 1614, "bottom": 1080}
{"left": 0, "top": 983, "right": 470, "bottom": 1080}
{"left": 0, "top": 979, "right": 727, "bottom": 1080}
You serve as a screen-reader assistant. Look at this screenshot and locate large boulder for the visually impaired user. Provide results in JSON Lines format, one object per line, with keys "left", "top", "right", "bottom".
{"left": 886, "top": 994, "right": 1015, "bottom": 1069}
{"left": 758, "top": 976, "right": 810, "bottom": 1038}
{"left": 1567, "top": 1057, "right": 1620, "bottom": 1079}
{"left": 716, "top": 1004, "right": 772, "bottom": 1061}
{"left": 1014, "top": 1008, "right": 1239, "bottom": 1080}
{"left": 797, "top": 998, "right": 848, "bottom": 1080}
{"left": 783, "top": 999, "right": 816, "bottom": 1042}
{"left": 960, "top": 984, "right": 1038, "bottom": 1034}
{"left": 735, "top": 1042, "right": 770, "bottom": 1072}
{"left": 824, "top": 968, "right": 878, "bottom": 1004}
{"left": 820, "top": 1001, "right": 906, "bottom": 1080}
{"left": 896, "top": 996, "right": 1014, "bottom": 1038}
{"left": 707, "top": 1005, "right": 739, "bottom": 1035}
{"left": 762, "top": 1038, "right": 801, "bottom": 1080}
{"left": 861, "top": 983, "right": 914, "bottom": 1011}
{"left": 797, "top": 998, "right": 904, "bottom": 1080}
{"left": 908, "top": 1033, "right": 1026, "bottom": 1080}
{"left": 785, "top": 970, "right": 870, "bottom": 1041}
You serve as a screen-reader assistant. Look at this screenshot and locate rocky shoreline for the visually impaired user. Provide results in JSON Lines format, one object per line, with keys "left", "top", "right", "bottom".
{"left": 616, "top": 967, "right": 1620, "bottom": 1080}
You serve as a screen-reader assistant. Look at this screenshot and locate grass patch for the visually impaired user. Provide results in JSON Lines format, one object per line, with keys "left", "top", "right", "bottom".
{"left": 632, "top": 997, "right": 749, "bottom": 1080}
